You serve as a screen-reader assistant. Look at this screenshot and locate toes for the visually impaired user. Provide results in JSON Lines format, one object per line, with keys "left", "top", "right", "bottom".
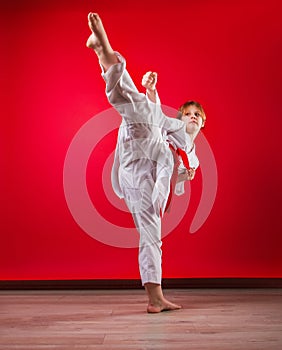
{"left": 88, "top": 12, "right": 99, "bottom": 22}
{"left": 88, "top": 13, "right": 94, "bottom": 25}
{"left": 88, "top": 12, "right": 101, "bottom": 32}
{"left": 162, "top": 302, "right": 182, "bottom": 311}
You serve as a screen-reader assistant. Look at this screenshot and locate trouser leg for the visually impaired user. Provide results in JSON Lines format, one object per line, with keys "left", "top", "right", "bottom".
{"left": 122, "top": 168, "right": 162, "bottom": 286}
{"left": 135, "top": 207, "right": 162, "bottom": 286}
{"left": 102, "top": 52, "right": 154, "bottom": 125}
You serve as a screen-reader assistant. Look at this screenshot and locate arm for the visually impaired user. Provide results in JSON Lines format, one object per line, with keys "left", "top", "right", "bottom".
{"left": 175, "top": 144, "right": 199, "bottom": 195}
{"left": 176, "top": 143, "right": 198, "bottom": 183}
{"left": 142, "top": 71, "right": 158, "bottom": 103}
{"left": 174, "top": 166, "right": 196, "bottom": 197}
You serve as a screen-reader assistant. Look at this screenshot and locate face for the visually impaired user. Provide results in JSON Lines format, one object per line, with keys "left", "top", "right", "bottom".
{"left": 181, "top": 105, "right": 204, "bottom": 135}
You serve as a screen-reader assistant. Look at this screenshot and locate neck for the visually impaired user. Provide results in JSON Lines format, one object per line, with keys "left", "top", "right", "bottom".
{"left": 187, "top": 131, "right": 197, "bottom": 150}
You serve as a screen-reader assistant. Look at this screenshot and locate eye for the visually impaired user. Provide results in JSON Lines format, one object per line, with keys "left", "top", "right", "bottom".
{"left": 185, "top": 112, "right": 190, "bottom": 116}
{"left": 195, "top": 112, "right": 201, "bottom": 117}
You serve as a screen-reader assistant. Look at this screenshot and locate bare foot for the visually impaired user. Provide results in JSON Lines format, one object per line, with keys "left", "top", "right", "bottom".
{"left": 86, "top": 12, "right": 118, "bottom": 71}
{"left": 144, "top": 283, "right": 182, "bottom": 313}
{"left": 147, "top": 298, "right": 182, "bottom": 313}
{"left": 86, "top": 13, "right": 111, "bottom": 51}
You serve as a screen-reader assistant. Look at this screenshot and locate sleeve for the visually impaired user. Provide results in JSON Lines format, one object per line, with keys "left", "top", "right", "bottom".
{"left": 163, "top": 116, "right": 192, "bottom": 152}
{"left": 145, "top": 90, "right": 161, "bottom": 105}
{"left": 101, "top": 51, "right": 146, "bottom": 109}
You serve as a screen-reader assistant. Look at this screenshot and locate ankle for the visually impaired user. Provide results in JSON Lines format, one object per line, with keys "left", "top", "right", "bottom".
{"left": 148, "top": 297, "right": 163, "bottom": 307}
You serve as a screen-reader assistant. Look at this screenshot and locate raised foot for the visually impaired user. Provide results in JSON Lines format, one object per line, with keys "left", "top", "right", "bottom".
{"left": 86, "top": 12, "right": 109, "bottom": 50}
{"left": 147, "top": 300, "right": 182, "bottom": 314}
{"left": 86, "top": 33, "right": 96, "bottom": 49}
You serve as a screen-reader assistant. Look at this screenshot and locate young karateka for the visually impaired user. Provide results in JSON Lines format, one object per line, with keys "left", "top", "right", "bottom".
{"left": 86, "top": 12, "right": 206, "bottom": 313}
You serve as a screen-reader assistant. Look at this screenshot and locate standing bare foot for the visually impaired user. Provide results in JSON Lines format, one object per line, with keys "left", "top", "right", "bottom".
{"left": 145, "top": 283, "right": 182, "bottom": 313}
{"left": 86, "top": 12, "right": 118, "bottom": 71}
{"left": 147, "top": 298, "right": 182, "bottom": 313}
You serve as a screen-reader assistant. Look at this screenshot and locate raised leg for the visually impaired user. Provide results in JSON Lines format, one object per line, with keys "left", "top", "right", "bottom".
{"left": 86, "top": 13, "right": 119, "bottom": 72}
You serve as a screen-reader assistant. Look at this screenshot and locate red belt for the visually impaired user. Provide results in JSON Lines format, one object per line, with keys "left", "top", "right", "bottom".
{"left": 162, "top": 144, "right": 190, "bottom": 215}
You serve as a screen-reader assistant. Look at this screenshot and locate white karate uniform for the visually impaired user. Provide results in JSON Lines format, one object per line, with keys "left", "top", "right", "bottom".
{"left": 101, "top": 52, "right": 199, "bottom": 285}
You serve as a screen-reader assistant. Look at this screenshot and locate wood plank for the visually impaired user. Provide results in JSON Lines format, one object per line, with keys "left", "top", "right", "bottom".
{"left": 0, "top": 289, "right": 281, "bottom": 349}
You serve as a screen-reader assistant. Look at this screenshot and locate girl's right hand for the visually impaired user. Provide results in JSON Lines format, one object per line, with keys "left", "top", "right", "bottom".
{"left": 142, "top": 71, "right": 158, "bottom": 91}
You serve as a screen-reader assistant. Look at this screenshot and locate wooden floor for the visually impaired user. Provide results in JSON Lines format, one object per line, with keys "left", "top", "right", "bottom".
{"left": 0, "top": 289, "right": 282, "bottom": 349}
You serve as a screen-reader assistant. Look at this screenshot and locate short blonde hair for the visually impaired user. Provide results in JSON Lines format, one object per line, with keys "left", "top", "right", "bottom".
{"left": 177, "top": 100, "right": 206, "bottom": 125}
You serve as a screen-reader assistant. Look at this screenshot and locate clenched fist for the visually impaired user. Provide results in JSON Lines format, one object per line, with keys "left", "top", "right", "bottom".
{"left": 142, "top": 71, "right": 158, "bottom": 91}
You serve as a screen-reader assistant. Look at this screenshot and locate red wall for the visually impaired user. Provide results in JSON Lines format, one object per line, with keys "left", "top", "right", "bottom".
{"left": 1, "top": 0, "right": 282, "bottom": 280}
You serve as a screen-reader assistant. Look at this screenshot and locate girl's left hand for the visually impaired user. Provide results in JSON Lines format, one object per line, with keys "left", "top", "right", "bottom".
{"left": 187, "top": 168, "right": 196, "bottom": 180}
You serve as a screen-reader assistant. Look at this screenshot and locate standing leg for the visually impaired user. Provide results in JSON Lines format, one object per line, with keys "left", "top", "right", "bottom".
{"left": 137, "top": 213, "right": 182, "bottom": 313}
{"left": 138, "top": 213, "right": 182, "bottom": 313}
{"left": 124, "top": 164, "right": 182, "bottom": 313}
{"left": 86, "top": 13, "right": 119, "bottom": 72}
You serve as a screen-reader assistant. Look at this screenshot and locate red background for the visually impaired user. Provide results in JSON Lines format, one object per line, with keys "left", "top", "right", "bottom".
{"left": 1, "top": 0, "right": 282, "bottom": 280}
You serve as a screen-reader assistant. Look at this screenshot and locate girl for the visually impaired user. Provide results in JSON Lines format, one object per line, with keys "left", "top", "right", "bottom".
{"left": 86, "top": 13, "right": 205, "bottom": 313}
